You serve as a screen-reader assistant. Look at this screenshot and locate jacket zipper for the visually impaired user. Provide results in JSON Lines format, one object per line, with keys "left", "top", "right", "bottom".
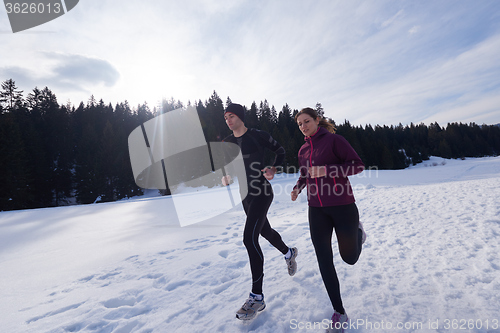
{"left": 309, "top": 138, "right": 323, "bottom": 207}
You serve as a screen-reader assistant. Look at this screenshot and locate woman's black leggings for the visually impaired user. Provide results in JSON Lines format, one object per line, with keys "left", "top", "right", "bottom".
{"left": 242, "top": 189, "right": 289, "bottom": 295}
{"left": 309, "top": 203, "right": 362, "bottom": 314}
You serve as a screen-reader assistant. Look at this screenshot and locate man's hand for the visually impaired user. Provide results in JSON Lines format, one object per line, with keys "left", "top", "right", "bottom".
{"left": 261, "top": 166, "right": 277, "bottom": 180}
{"left": 291, "top": 188, "right": 299, "bottom": 201}
{"left": 221, "top": 175, "right": 232, "bottom": 186}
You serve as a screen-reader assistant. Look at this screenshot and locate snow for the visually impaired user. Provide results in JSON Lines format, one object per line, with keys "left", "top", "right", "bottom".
{"left": 1, "top": 157, "right": 500, "bottom": 333}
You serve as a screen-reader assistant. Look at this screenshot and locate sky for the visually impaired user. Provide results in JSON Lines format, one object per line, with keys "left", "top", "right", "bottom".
{"left": 1, "top": 0, "right": 500, "bottom": 126}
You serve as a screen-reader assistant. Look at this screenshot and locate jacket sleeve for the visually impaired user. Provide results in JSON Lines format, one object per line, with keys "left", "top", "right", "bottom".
{"left": 325, "top": 135, "right": 364, "bottom": 178}
{"left": 293, "top": 164, "right": 307, "bottom": 193}
{"left": 255, "top": 130, "right": 285, "bottom": 167}
{"left": 220, "top": 136, "right": 236, "bottom": 178}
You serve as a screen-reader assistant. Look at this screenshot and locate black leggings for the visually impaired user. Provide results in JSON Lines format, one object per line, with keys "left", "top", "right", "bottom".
{"left": 309, "top": 203, "right": 362, "bottom": 314}
{"left": 242, "top": 189, "right": 288, "bottom": 295}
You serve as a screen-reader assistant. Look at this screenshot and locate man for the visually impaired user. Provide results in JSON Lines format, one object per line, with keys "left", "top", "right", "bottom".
{"left": 222, "top": 103, "right": 298, "bottom": 320}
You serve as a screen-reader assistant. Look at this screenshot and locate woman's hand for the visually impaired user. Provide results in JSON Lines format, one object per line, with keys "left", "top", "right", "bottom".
{"left": 221, "top": 175, "right": 232, "bottom": 186}
{"left": 261, "top": 167, "right": 277, "bottom": 180}
{"left": 291, "top": 189, "right": 299, "bottom": 201}
{"left": 308, "top": 166, "right": 326, "bottom": 178}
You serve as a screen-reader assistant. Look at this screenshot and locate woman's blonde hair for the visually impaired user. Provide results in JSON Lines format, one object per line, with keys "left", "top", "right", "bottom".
{"left": 295, "top": 107, "right": 336, "bottom": 134}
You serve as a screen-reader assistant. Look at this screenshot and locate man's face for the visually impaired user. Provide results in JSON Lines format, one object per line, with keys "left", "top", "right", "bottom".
{"left": 224, "top": 112, "right": 243, "bottom": 131}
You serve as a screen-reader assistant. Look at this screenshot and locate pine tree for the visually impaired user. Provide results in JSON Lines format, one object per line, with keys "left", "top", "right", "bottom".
{"left": 0, "top": 79, "right": 24, "bottom": 112}
{"left": 258, "top": 100, "right": 272, "bottom": 132}
{"left": 245, "top": 102, "right": 259, "bottom": 129}
{"left": 315, "top": 102, "right": 324, "bottom": 117}
{"left": 438, "top": 139, "right": 452, "bottom": 159}
{"left": 0, "top": 112, "right": 32, "bottom": 210}
{"left": 206, "top": 91, "right": 226, "bottom": 141}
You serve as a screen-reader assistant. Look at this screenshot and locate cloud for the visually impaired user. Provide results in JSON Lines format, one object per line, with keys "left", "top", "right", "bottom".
{"left": 0, "top": 53, "right": 120, "bottom": 105}
{"left": 163, "top": 1, "right": 499, "bottom": 126}
{"left": 327, "top": 32, "right": 500, "bottom": 125}
{"left": 0, "top": 67, "right": 36, "bottom": 92}
{"left": 43, "top": 52, "right": 120, "bottom": 87}
{"left": 381, "top": 9, "right": 404, "bottom": 28}
{"left": 422, "top": 93, "right": 500, "bottom": 125}
{"left": 409, "top": 26, "right": 420, "bottom": 34}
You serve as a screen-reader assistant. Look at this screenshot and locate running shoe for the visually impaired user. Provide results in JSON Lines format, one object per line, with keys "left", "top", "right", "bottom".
{"left": 236, "top": 293, "right": 266, "bottom": 320}
{"left": 285, "top": 247, "right": 298, "bottom": 276}
{"left": 327, "top": 310, "right": 349, "bottom": 333}
{"left": 359, "top": 221, "right": 367, "bottom": 244}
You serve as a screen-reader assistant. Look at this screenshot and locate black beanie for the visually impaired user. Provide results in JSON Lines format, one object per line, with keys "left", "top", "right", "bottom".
{"left": 224, "top": 103, "right": 245, "bottom": 122}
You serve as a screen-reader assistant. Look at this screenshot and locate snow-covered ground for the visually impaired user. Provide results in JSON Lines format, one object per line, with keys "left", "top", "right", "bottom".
{"left": 1, "top": 156, "right": 500, "bottom": 333}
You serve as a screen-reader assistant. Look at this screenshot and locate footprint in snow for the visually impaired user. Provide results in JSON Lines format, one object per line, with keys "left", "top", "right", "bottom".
{"left": 197, "top": 261, "right": 211, "bottom": 269}
{"left": 165, "top": 280, "right": 192, "bottom": 291}
{"left": 78, "top": 275, "right": 95, "bottom": 283}
{"left": 103, "top": 296, "right": 139, "bottom": 309}
{"left": 98, "top": 271, "right": 121, "bottom": 280}
{"left": 62, "top": 322, "right": 84, "bottom": 332}
{"left": 158, "top": 250, "right": 175, "bottom": 255}
{"left": 153, "top": 276, "right": 167, "bottom": 289}
{"left": 141, "top": 273, "right": 163, "bottom": 279}
{"left": 218, "top": 250, "right": 229, "bottom": 258}
{"left": 227, "top": 260, "right": 247, "bottom": 269}
{"left": 103, "top": 306, "right": 152, "bottom": 320}
{"left": 26, "top": 302, "right": 85, "bottom": 324}
{"left": 213, "top": 281, "right": 233, "bottom": 295}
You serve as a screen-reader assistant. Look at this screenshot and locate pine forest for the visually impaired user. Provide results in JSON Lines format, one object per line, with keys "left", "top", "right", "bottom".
{"left": 1, "top": 79, "right": 499, "bottom": 211}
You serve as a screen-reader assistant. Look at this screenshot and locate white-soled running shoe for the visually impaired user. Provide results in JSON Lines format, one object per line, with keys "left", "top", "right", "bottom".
{"left": 235, "top": 293, "right": 266, "bottom": 320}
{"left": 327, "top": 310, "right": 349, "bottom": 333}
{"left": 359, "top": 221, "right": 367, "bottom": 244}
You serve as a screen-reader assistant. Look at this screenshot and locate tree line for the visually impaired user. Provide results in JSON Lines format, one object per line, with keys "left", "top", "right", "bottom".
{"left": 1, "top": 79, "right": 499, "bottom": 211}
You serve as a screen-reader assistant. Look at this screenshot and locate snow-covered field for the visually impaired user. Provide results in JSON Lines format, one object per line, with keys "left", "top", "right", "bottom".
{"left": 1, "top": 156, "right": 500, "bottom": 333}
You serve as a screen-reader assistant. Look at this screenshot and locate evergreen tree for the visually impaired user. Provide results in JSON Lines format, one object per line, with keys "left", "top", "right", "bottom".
{"left": 315, "top": 102, "right": 324, "bottom": 117}
{"left": 258, "top": 100, "right": 272, "bottom": 132}
{"left": 439, "top": 139, "right": 453, "bottom": 159}
{"left": 245, "top": 102, "right": 259, "bottom": 129}
{"left": 98, "top": 120, "right": 117, "bottom": 202}
{"left": 0, "top": 112, "right": 32, "bottom": 210}
{"left": 40, "top": 88, "right": 73, "bottom": 205}
{"left": 74, "top": 115, "right": 101, "bottom": 204}
{"left": 206, "top": 91, "right": 227, "bottom": 141}
{"left": 116, "top": 101, "right": 145, "bottom": 198}
{"left": 0, "top": 79, "right": 24, "bottom": 112}
{"left": 270, "top": 105, "right": 278, "bottom": 124}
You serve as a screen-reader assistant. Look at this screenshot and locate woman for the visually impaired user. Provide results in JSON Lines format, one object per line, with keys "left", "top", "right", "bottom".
{"left": 291, "top": 107, "right": 366, "bottom": 332}
{"left": 222, "top": 103, "right": 298, "bottom": 321}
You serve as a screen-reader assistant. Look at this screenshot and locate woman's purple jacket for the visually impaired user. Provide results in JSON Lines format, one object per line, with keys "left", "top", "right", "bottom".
{"left": 294, "top": 127, "right": 365, "bottom": 207}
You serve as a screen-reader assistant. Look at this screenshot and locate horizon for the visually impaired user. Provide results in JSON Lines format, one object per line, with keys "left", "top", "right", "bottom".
{"left": 4, "top": 80, "right": 500, "bottom": 128}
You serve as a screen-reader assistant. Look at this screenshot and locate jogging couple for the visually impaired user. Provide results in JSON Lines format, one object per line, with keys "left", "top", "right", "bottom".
{"left": 222, "top": 103, "right": 366, "bottom": 331}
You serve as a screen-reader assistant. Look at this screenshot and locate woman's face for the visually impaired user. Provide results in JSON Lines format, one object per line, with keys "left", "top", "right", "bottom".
{"left": 296, "top": 113, "right": 319, "bottom": 137}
